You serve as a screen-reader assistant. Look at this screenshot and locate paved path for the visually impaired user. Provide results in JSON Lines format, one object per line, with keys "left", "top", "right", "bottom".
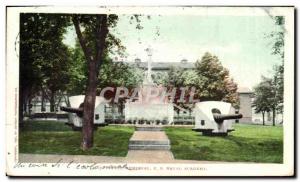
{"left": 127, "top": 126, "right": 174, "bottom": 162}
{"left": 130, "top": 131, "right": 169, "bottom": 141}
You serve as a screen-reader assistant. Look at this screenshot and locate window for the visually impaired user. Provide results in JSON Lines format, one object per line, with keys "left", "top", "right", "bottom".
{"left": 95, "top": 114, "right": 99, "bottom": 120}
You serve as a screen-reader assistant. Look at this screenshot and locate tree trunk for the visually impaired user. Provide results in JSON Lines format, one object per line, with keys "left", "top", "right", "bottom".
{"left": 262, "top": 112, "right": 265, "bottom": 125}
{"left": 55, "top": 93, "right": 63, "bottom": 111}
{"left": 272, "top": 107, "right": 276, "bottom": 126}
{"left": 28, "top": 98, "right": 32, "bottom": 115}
{"left": 41, "top": 91, "right": 45, "bottom": 112}
{"left": 50, "top": 91, "right": 56, "bottom": 112}
{"left": 23, "top": 96, "right": 27, "bottom": 114}
{"left": 19, "top": 86, "right": 30, "bottom": 124}
{"left": 82, "top": 60, "right": 97, "bottom": 150}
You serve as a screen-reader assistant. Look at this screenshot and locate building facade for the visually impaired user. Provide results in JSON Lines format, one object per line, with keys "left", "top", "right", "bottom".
{"left": 237, "top": 87, "right": 253, "bottom": 124}
{"left": 127, "top": 58, "right": 195, "bottom": 72}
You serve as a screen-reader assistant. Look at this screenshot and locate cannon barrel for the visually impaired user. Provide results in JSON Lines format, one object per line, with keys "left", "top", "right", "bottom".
{"left": 213, "top": 113, "right": 243, "bottom": 124}
{"left": 60, "top": 106, "right": 83, "bottom": 117}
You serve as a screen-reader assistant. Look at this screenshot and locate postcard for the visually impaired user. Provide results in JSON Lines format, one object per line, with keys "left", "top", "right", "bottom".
{"left": 6, "top": 6, "right": 294, "bottom": 176}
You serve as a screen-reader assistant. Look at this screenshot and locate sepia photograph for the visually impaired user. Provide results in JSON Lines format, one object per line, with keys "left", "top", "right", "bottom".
{"left": 5, "top": 6, "right": 295, "bottom": 176}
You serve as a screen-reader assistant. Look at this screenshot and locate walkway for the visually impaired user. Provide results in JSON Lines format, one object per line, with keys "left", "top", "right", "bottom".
{"left": 126, "top": 125, "right": 174, "bottom": 162}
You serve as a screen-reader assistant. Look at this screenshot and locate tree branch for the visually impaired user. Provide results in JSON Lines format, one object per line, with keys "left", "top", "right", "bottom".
{"left": 72, "top": 15, "right": 94, "bottom": 62}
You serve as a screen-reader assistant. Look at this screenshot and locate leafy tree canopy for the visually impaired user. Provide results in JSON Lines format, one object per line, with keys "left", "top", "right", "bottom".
{"left": 195, "top": 52, "right": 239, "bottom": 107}
{"left": 20, "top": 13, "right": 72, "bottom": 112}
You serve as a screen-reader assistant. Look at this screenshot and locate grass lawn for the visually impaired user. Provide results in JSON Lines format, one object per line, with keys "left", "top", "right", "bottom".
{"left": 165, "top": 124, "right": 283, "bottom": 163}
{"left": 19, "top": 121, "right": 134, "bottom": 157}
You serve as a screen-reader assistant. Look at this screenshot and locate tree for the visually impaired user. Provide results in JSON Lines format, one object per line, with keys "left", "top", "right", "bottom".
{"left": 164, "top": 66, "right": 184, "bottom": 113}
{"left": 194, "top": 52, "right": 239, "bottom": 106}
{"left": 179, "top": 69, "right": 200, "bottom": 114}
{"left": 273, "top": 64, "right": 284, "bottom": 117}
{"left": 252, "top": 77, "right": 273, "bottom": 125}
{"left": 167, "top": 66, "right": 184, "bottom": 87}
{"left": 181, "top": 70, "right": 199, "bottom": 87}
{"left": 71, "top": 14, "right": 112, "bottom": 150}
{"left": 264, "top": 16, "right": 285, "bottom": 124}
{"left": 152, "top": 71, "right": 169, "bottom": 86}
{"left": 98, "top": 60, "right": 143, "bottom": 89}
{"left": 223, "top": 76, "right": 240, "bottom": 109}
{"left": 67, "top": 41, "right": 88, "bottom": 96}
{"left": 270, "top": 16, "right": 284, "bottom": 60}
{"left": 20, "top": 13, "right": 71, "bottom": 120}
{"left": 41, "top": 45, "right": 72, "bottom": 112}
{"left": 166, "top": 67, "right": 198, "bottom": 106}
{"left": 272, "top": 16, "right": 284, "bottom": 122}
{"left": 71, "top": 14, "right": 143, "bottom": 149}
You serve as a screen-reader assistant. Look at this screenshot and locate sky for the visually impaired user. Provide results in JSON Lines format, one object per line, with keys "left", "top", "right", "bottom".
{"left": 63, "top": 15, "right": 282, "bottom": 89}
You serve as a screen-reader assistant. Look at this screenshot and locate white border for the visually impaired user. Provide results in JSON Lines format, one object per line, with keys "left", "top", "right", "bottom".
{"left": 5, "top": 6, "right": 295, "bottom": 176}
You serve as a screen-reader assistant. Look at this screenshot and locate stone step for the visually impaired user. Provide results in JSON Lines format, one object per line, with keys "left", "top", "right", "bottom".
{"left": 135, "top": 126, "right": 163, "bottom": 131}
{"left": 128, "top": 144, "right": 171, "bottom": 150}
{"left": 128, "top": 130, "right": 171, "bottom": 150}
{"left": 129, "top": 139, "right": 170, "bottom": 145}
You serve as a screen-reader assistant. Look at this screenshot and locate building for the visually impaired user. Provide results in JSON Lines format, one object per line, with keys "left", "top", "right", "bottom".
{"left": 237, "top": 87, "right": 253, "bottom": 124}
{"left": 27, "top": 94, "right": 68, "bottom": 114}
{"left": 127, "top": 59, "right": 195, "bottom": 72}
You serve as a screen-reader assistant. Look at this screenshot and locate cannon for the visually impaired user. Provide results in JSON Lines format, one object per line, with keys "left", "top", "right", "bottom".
{"left": 193, "top": 101, "right": 243, "bottom": 136}
{"left": 213, "top": 114, "right": 243, "bottom": 124}
{"left": 60, "top": 105, "right": 83, "bottom": 117}
{"left": 60, "top": 95, "right": 106, "bottom": 130}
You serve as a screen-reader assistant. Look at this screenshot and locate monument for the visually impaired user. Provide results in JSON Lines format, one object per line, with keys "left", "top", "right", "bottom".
{"left": 124, "top": 47, "right": 174, "bottom": 125}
